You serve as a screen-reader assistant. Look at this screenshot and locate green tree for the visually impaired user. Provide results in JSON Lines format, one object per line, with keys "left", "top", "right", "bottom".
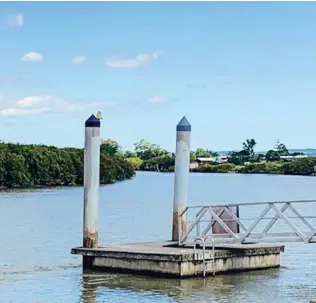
{"left": 266, "top": 150, "right": 281, "bottom": 162}
{"left": 208, "top": 150, "right": 219, "bottom": 157}
{"left": 141, "top": 154, "right": 175, "bottom": 171}
{"left": 281, "top": 158, "right": 315, "bottom": 175}
{"left": 0, "top": 141, "right": 135, "bottom": 189}
{"left": 275, "top": 140, "right": 289, "bottom": 156}
{"left": 291, "top": 152, "right": 305, "bottom": 156}
{"left": 250, "top": 153, "right": 264, "bottom": 163}
{"left": 101, "top": 139, "right": 122, "bottom": 156}
{"left": 134, "top": 139, "right": 168, "bottom": 161}
{"left": 195, "top": 148, "right": 211, "bottom": 157}
{"left": 228, "top": 150, "right": 249, "bottom": 165}
{"left": 123, "top": 150, "right": 137, "bottom": 158}
{"left": 126, "top": 157, "right": 143, "bottom": 170}
{"left": 195, "top": 148, "right": 219, "bottom": 158}
{"left": 3, "top": 153, "right": 32, "bottom": 187}
{"left": 242, "top": 139, "right": 257, "bottom": 158}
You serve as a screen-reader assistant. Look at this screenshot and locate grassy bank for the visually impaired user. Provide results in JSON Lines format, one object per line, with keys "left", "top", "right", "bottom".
{"left": 196, "top": 158, "right": 316, "bottom": 176}
{"left": 0, "top": 142, "right": 135, "bottom": 189}
{"left": 139, "top": 157, "right": 316, "bottom": 176}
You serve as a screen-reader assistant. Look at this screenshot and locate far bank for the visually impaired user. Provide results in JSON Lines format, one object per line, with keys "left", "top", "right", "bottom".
{"left": 139, "top": 157, "right": 316, "bottom": 177}
{"left": 0, "top": 142, "right": 135, "bottom": 190}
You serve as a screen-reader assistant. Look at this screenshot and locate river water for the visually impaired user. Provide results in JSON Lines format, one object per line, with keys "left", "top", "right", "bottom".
{"left": 1, "top": 172, "right": 316, "bottom": 303}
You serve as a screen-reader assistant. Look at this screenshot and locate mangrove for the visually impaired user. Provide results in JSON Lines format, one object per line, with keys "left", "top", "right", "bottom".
{"left": 0, "top": 141, "right": 135, "bottom": 189}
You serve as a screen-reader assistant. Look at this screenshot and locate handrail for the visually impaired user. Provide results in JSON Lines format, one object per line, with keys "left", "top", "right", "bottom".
{"left": 204, "top": 236, "right": 216, "bottom": 277}
{"left": 193, "top": 235, "right": 216, "bottom": 277}
{"left": 181, "top": 200, "right": 316, "bottom": 245}
{"left": 180, "top": 199, "right": 316, "bottom": 216}
{"left": 193, "top": 237, "right": 206, "bottom": 277}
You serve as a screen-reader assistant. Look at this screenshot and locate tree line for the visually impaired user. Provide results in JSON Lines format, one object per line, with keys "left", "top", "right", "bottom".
{"left": 0, "top": 141, "right": 135, "bottom": 189}
{"left": 3, "top": 136, "right": 312, "bottom": 190}
{"left": 100, "top": 138, "right": 316, "bottom": 176}
{"left": 228, "top": 139, "right": 303, "bottom": 165}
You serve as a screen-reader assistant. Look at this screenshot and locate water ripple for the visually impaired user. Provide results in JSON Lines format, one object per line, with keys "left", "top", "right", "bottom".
{"left": 1, "top": 172, "right": 316, "bottom": 303}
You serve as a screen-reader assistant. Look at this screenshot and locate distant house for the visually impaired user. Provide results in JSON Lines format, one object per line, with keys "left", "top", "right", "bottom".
{"left": 280, "top": 155, "right": 308, "bottom": 162}
{"left": 189, "top": 162, "right": 199, "bottom": 169}
{"left": 195, "top": 157, "right": 213, "bottom": 164}
{"left": 195, "top": 156, "right": 228, "bottom": 165}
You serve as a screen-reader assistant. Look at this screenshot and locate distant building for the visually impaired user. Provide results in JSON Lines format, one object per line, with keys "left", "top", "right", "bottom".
{"left": 280, "top": 155, "right": 308, "bottom": 162}
{"left": 195, "top": 156, "right": 228, "bottom": 165}
{"left": 189, "top": 162, "right": 199, "bottom": 169}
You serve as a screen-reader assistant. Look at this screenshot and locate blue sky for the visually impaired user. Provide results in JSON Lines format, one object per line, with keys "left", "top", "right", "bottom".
{"left": 1, "top": 2, "right": 316, "bottom": 152}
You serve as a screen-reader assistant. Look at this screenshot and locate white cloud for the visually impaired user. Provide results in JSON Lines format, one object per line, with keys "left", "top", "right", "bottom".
{"left": 105, "top": 51, "right": 160, "bottom": 69}
{"left": 7, "top": 13, "right": 24, "bottom": 28}
{"left": 1, "top": 107, "right": 49, "bottom": 117}
{"left": 17, "top": 95, "right": 55, "bottom": 108}
{"left": 72, "top": 56, "right": 86, "bottom": 65}
{"left": 0, "top": 94, "right": 115, "bottom": 117}
{"left": 21, "top": 52, "right": 43, "bottom": 62}
{"left": 148, "top": 96, "right": 165, "bottom": 103}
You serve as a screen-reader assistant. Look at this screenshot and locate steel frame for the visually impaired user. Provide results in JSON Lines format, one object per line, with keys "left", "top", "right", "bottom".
{"left": 180, "top": 200, "right": 316, "bottom": 245}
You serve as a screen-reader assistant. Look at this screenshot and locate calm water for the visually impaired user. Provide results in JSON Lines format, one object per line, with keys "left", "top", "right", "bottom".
{"left": 1, "top": 172, "right": 316, "bottom": 303}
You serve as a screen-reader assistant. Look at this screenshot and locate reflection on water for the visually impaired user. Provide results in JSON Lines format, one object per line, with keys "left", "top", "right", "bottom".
{"left": 1, "top": 264, "right": 81, "bottom": 277}
{"left": 80, "top": 269, "right": 280, "bottom": 303}
{"left": 78, "top": 264, "right": 316, "bottom": 303}
{"left": 1, "top": 172, "right": 316, "bottom": 303}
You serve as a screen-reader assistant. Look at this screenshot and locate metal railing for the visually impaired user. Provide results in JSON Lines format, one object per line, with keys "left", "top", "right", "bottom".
{"left": 193, "top": 236, "right": 215, "bottom": 277}
{"left": 180, "top": 200, "right": 316, "bottom": 245}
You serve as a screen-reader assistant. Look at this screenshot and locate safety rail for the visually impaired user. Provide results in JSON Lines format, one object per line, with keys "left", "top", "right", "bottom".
{"left": 193, "top": 236, "right": 215, "bottom": 277}
{"left": 180, "top": 200, "right": 316, "bottom": 245}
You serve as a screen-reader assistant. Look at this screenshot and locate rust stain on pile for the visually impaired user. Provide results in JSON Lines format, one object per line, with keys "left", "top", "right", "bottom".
{"left": 83, "top": 230, "right": 98, "bottom": 248}
{"left": 172, "top": 212, "right": 187, "bottom": 241}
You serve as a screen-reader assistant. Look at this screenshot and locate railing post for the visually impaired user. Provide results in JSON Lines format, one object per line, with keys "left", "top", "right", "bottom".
{"left": 172, "top": 116, "right": 191, "bottom": 244}
{"left": 83, "top": 114, "right": 101, "bottom": 254}
{"left": 196, "top": 212, "right": 201, "bottom": 237}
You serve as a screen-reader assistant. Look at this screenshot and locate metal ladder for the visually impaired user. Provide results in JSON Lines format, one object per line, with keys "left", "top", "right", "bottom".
{"left": 193, "top": 236, "right": 216, "bottom": 277}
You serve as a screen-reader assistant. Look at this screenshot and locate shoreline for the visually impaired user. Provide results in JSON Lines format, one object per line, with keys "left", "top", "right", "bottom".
{"left": 139, "top": 158, "right": 316, "bottom": 177}
{"left": 137, "top": 169, "right": 316, "bottom": 177}
{"left": 1, "top": 170, "right": 315, "bottom": 193}
{"left": 0, "top": 177, "right": 136, "bottom": 193}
